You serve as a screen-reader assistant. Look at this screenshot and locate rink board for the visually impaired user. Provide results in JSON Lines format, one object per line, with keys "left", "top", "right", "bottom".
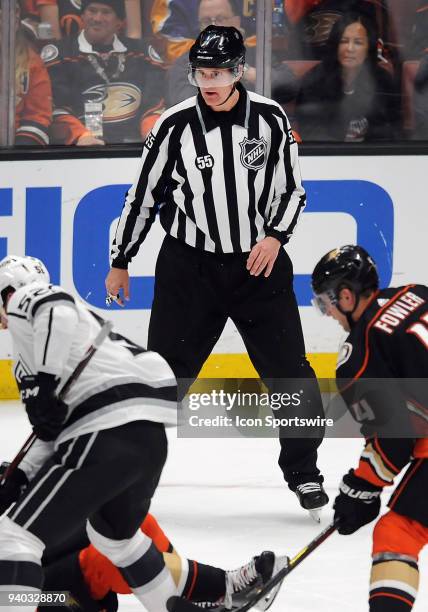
{"left": 0, "top": 154, "right": 427, "bottom": 398}
{"left": 1, "top": 401, "right": 427, "bottom": 611}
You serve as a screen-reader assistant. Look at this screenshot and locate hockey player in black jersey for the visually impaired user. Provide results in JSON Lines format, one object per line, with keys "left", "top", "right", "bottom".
{"left": 0, "top": 254, "right": 286, "bottom": 612}
{"left": 312, "top": 245, "right": 428, "bottom": 612}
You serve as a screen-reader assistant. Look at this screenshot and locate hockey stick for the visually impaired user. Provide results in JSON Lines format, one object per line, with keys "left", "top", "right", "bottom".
{"left": 234, "top": 520, "right": 338, "bottom": 611}
{"left": 0, "top": 319, "right": 113, "bottom": 486}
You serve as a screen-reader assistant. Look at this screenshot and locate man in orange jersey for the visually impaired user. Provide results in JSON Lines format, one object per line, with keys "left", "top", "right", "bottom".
{"left": 311, "top": 244, "right": 428, "bottom": 612}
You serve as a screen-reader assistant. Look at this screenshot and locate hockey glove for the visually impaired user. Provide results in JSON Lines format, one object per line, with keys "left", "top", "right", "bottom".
{"left": 21, "top": 373, "right": 68, "bottom": 442}
{"left": 0, "top": 462, "right": 28, "bottom": 514}
{"left": 334, "top": 469, "right": 382, "bottom": 535}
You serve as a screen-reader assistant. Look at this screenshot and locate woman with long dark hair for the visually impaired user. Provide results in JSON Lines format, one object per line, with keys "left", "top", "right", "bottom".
{"left": 295, "top": 12, "right": 401, "bottom": 142}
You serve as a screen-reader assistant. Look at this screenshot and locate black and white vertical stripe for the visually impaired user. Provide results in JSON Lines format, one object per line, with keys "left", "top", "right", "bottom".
{"left": 111, "top": 85, "right": 306, "bottom": 264}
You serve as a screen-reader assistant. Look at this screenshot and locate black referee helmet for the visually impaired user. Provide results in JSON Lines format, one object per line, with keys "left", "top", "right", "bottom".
{"left": 189, "top": 25, "right": 246, "bottom": 70}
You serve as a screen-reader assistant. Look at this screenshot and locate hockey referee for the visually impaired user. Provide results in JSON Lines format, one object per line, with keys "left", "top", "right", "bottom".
{"left": 105, "top": 25, "right": 328, "bottom": 514}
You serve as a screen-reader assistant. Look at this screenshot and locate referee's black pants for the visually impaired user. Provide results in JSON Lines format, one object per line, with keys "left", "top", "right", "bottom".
{"left": 148, "top": 235, "right": 325, "bottom": 488}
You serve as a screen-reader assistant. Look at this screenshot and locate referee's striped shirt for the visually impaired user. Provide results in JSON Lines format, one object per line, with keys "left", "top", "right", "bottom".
{"left": 111, "top": 82, "right": 306, "bottom": 266}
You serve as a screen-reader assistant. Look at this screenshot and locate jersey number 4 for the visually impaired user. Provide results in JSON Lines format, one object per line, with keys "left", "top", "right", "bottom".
{"left": 350, "top": 398, "right": 375, "bottom": 423}
{"left": 407, "top": 312, "right": 428, "bottom": 349}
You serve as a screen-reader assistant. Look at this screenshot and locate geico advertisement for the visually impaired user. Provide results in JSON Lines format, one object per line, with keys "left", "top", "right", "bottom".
{"left": 0, "top": 155, "right": 426, "bottom": 357}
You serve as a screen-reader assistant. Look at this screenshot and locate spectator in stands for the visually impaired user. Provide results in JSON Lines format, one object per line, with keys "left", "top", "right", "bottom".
{"left": 151, "top": 0, "right": 256, "bottom": 64}
{"left": 414, "top": 53, "right": 428, "bottom": 138}
{"left": 407, "top": 0, "right": 428, "bottom": 58}
{"left": 166, "top": 0, "right": 297, "bottom": 107}
{"left": 6, "top": 2, "right": 53, "bottom": 145}
{"left": 42, "top": 0, "right": 165, "bottom": 145}
{"left": 295, "top": 13, "right": 400, "bottom": 142}
{"left": 22, "top": 0, "right": 142, "bottom": 40}
{"left": 285, "top": 0, "right": 394, "bottom": 64}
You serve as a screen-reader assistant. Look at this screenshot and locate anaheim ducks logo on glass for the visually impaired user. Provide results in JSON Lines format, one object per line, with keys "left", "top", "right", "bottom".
{"left": 304, "top": 12, "right": 341, "bottom": 46}
{"left": 82, "top": 83, "right": 142, "bottom": 123}
{"left": 239, "top": 137, "right": 267, "bottom": 171}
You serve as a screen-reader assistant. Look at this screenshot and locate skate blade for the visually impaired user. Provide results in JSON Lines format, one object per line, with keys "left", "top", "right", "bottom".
{"left": 255, "top": 555, "right": 289, "bottom": 611}
{"left": 309, "top": 508, "right": 322, "bottom": 523}
{"left": 254, "top": 579, "right": 284, "bottom": 611}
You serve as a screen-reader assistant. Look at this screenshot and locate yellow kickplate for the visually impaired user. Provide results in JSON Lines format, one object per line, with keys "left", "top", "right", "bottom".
{"left": 0, "top": 353, "right": 337, "bottom": 400}
{"left": 199, "top": 353, "right": 337, "bottom": 379}
{"left": 0, "top": 360, "right": 19, "bottom": 399}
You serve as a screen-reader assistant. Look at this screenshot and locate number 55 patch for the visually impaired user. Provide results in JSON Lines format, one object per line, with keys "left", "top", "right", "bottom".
{"left": 195, "top": 154, "right": 214, "bottom": 170}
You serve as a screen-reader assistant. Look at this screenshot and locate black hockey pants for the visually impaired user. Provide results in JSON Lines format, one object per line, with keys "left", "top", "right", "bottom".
{"left": 148, "top": 235, "right": 324, "bottom": 488}
{"left": 8, "top": 421, "right": 167, "bottom": 547}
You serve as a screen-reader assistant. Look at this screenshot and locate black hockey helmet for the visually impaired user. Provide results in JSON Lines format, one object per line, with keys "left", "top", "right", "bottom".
{"left": 189, "top": 25, "right": 246, "bottom": 70}
{"left": 311, "top": 245, "right": 379, "bottom": 314}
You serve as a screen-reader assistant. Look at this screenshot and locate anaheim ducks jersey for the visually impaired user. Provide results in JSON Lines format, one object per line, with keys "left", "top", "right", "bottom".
{"left": 15, "top": 48, "right": 52, "bottom": 146}
{"left": 41, "top": 31, "right": 165, "bottom": 144}
{"left": 336, "top": 284, "right": 428, "bottom": 489}
{"left": 6, "top": 282, "right": 177, "bottom": 450}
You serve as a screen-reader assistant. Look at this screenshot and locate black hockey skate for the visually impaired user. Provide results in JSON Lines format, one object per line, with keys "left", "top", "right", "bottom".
{"left": 167, "top": 551, "right": 289, "bottom": 612}
{"left": 294, "top": 482, "right": 329, "bottom": 523}
{"left": 224, "top": 551, "right": 289, "bottom": 610}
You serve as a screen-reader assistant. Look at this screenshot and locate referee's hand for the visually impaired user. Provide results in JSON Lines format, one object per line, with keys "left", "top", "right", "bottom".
{"left": 105, "top": 268, "right": 130, "bottom": 306}
{"left": 246, "top": 237, "right": 281, "bottom": 277}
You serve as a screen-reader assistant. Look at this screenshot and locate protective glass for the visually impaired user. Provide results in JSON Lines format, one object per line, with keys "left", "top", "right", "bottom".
{"left": 187, "top": 64, "right": 244, "bottom": 88}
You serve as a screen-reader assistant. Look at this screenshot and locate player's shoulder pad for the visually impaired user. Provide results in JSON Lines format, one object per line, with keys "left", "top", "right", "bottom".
{"left": 8, "top": 283, "right": 75, "bottom": 322}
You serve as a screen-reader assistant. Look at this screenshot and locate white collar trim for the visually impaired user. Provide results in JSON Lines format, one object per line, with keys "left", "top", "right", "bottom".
{"left": 78, "top": 31, "right": 127, "bottom": 54}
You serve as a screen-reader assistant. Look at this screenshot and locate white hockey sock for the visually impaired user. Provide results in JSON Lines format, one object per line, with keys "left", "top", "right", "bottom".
{"left": 87, "top": 521, "right": 177, "bottom": 611}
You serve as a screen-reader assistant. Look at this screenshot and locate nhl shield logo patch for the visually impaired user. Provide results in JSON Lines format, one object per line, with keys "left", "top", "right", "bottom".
{"left": 239, "top": 137, "right": 267, "bottom": 171}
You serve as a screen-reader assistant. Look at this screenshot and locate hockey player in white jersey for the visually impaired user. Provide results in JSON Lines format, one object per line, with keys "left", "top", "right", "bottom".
{"left": 0, "top": 255, "right": 286, "bottom": 612}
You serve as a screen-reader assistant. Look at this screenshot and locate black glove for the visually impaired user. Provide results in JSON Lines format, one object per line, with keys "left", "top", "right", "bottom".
{"left": 334, "top": 469, "right": 382, "bottom": 535}
{"left": 0, "top": 462, "right": 29, "bottom": 514}
{"left": 21, "top": 373, "right": 68, "bottom": 442}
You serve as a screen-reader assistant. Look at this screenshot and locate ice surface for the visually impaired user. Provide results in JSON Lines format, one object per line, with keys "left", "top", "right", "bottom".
{"left": 1, "top": 401, "right": 427, "bottom": 611}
